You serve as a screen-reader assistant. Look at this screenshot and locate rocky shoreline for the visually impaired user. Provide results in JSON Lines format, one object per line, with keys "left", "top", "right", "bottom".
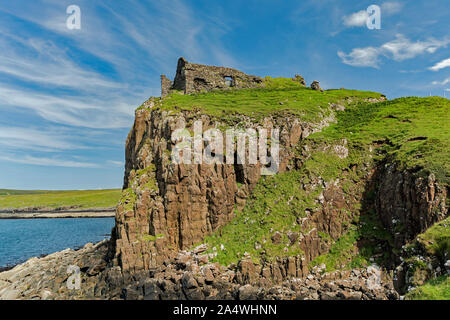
{"left": 0, "top": 240, "right": 401, "bottom": 300}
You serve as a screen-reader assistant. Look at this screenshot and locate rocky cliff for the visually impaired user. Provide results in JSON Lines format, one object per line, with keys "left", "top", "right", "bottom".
{"left": 112, "top": 100, "right": 338, "bottom": 273}
{"left": 109, "top": 71, "right": 449, "bottom": 299}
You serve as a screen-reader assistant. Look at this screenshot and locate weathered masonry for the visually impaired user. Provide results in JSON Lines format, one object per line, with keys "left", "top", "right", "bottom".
{"left": 161, "top": 57, "right": 264, "bottom": 97}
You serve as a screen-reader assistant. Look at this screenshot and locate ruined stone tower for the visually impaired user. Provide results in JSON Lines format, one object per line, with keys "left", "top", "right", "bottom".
{"left": 160, "top": 57, "right": 264, "bottom": 97}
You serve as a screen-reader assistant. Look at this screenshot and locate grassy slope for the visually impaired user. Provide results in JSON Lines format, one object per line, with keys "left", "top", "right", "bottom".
{"left": 405, "top": 275, "right": 449, "bottom": 300}
{"left": 404, "top": 216, "right": 450, "bottom": 300}
{"left": 151, "top": 77, "right": 383, "bottom": 123}
{"left": 306, "top": 97, "right": 449, "bottom": 273}
{"left": 0, "top": 189, "right": 49, "bottom": 195}
{"left": 0, "top": 189, "right": 122, "bottom": 209}
{"left": 201, "top": 93, "right": 449, "bottom": 267}
{"left": 312, "top": 97, "right": 450, "bottom": 184}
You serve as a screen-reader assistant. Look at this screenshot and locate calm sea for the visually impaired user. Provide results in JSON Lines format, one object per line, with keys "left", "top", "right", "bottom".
{"left": 0, "top": 217, "right": 115, "bottom": 268}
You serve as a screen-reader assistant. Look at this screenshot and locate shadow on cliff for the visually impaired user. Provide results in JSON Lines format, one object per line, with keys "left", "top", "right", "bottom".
{"left": 355, "top": 164, "right": 398, "bottom": 270}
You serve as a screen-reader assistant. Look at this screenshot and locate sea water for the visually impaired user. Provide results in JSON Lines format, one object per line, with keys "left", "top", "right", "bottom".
{"left": 0, "top": 217, "right": 115, "bottom": 268}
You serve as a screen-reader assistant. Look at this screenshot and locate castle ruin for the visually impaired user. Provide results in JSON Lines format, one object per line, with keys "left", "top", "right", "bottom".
{"left": 161, "top": 57, "right": 264, "bottom": 98}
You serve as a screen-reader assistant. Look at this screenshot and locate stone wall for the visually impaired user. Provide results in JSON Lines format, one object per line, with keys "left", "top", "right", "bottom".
{"left": 160, "top": 75, "right": 172, "bottom": 99}
{"left": 161, "top": 58, "right": 264, "bottom": 97}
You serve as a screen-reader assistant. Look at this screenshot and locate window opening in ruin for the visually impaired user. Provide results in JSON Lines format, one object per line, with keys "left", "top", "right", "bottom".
{"left": 224, "top": 76, "right": 234, "bottom": 87}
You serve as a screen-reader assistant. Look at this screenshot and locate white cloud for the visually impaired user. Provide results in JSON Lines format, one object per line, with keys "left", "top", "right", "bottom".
{"left": 342, "top": 2, "right": 403, "bottom": 28}
{"left": 107, "top": 160, "right": 124, "bottom": 167}
{"left": 381, "top": 2, "right": 404, "bottom": 15}
{"left": 429, "top": 58, "right": 450, "bottom": 71}
{"left": 0, "top": 126, "right": 83, "bottom": 152}
{"left": 0, "top": 35, "right": 123, "bottom": 91}
{"left": 338, "top": 34, "right": 449, "bottom": 68}
{"left": 0, "top": 0, "right": 237, "bottom": 131}
{"left": 0, "top": 86, "right": 137, "bottom": 129}
{"left": 338, "top": 47, "right": 380, "bottom": 68}
{"left": 342, "top": 10, "right": 368, "bottom": 27}
{"left": 432, "top": 78, "right": 450, "bottom": 85}
{"left": 0, "top": 0, "right": 237, "bottom": 77}
{"left": 0, "top": 155, "right": 98, "bottom": 168}
{"left": 381, "top": 35, "right": 449, "bottom": 61}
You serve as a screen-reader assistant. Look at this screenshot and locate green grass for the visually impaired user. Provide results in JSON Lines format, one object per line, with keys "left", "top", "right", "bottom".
{"left": 415, "top": 216, "right": 450, "bottom": 259}
{"left": 310, "top": 209, "right": 395, "bottom": 272}
{"left": 310, "top": 227, "right": 362, "bottom": 272}
{"left": 312, "top": 96, "right": 450, "bottom": 184}
{"left": 303, "top": 96, "right": 449, "bottom": 271}
{"left": 145, "top": 77, "right": 383, "bottom": 124}
{"left": 0, "top": 189, "right": 122, "bottom": 209}
{"left": 204, "top": 170, "right": 317, "bottom": 265}
{"left": 0, "top": 189, "right": 49, "bottom": 196}
{"left": 406, "top": 275, "right": 450, "bottom": 300}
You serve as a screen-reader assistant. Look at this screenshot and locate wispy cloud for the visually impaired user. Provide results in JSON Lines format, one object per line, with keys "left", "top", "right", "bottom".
{"left": 0, "top": 86, "right": 137, "bottom": 129}
{"left": 382, "top": 35, "right": 448, "bottom": 61}
{"left": 0, "top": 0, "right": 236, "bottom": 130}
{"left": 432, "top": 77, "right": 450, "bottom": 85}
{"left": 429, "top": 58, "right": 450, "bottom": 71}
{"left": 0, "top": 33, "right": 123, "bottom": 91}
{"left": 342, "top": 2, "right": 403, "bottom": 28}
{"left": 0, "top": 154, "right": 98, "bottom": 168}
{"left": 338, "top": 47, "right": 380, "bottom": 68}
{"left": 381, "top": 2, "right": 404, "bottom": 15}
{"left": 338, "top": 34, "right": 449, "bottom": 68}
{"left": 107, "top": 160, "right": 124, "bottom": 167}
{"left": 342, "top": 10, "right": 368, "bottom": 28}
{"left": 0, "top": 126, "right": 83, "bottom": 152}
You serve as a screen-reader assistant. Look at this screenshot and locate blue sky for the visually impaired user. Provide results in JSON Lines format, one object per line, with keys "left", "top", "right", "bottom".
{"left": 0, "top": 0, "right": 448, "bottom": 190}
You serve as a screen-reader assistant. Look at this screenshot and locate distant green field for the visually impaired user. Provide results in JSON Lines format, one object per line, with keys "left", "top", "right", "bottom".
{"left": 0, "top": 189, "right": 122, "bottom": 209}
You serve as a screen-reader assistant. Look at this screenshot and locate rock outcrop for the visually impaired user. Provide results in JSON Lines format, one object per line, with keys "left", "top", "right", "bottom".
{"left": 376, "top": 165, "right": 447, "bottom": 248}
{"left": 310, "top": 81, "right": 323, "bottom": 92}
{"left": 119, "top": 247, "right": 399, "bottom": 300}
{"left": 0, "top": 241, "right": 109, "bottom": 300}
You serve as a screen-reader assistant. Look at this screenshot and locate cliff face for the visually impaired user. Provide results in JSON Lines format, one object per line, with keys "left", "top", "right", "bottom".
{"left": 377, "top": 165, "right": 447, "bottom": 249}
{"left": 112, "top": 102, "right": 335, "bottom": 273}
